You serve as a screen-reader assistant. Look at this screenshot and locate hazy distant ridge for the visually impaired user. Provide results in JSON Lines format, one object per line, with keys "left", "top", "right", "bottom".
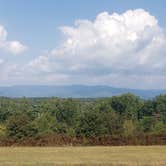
{"left": 0, "top": 85, "right": 165, "bottom": 98}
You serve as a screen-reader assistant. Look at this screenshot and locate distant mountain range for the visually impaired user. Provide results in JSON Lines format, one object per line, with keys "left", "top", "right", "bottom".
{"left": 0, "top": 85, "right": 165, "bottom": 98}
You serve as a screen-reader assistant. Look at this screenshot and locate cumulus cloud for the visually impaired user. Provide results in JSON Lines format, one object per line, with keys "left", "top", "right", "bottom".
{"left": 0, "top": 25, "right": 27, "bottom": 54}
{"left": 23, "top": 9, "right": 166, "bottom": 88}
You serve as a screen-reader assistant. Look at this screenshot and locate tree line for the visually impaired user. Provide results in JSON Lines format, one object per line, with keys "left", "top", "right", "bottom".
{"left": 0, "top": 93, "right": 166, "bottom": 143}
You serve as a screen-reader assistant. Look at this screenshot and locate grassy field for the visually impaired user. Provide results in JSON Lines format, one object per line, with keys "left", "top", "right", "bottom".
{"left": 0, "top": 146, "right": 166, "bottom": 165}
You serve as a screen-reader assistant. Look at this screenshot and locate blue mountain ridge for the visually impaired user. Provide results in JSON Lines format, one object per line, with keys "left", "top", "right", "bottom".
{"left": 0, "top": 85, "right": 165, "bottom": 98}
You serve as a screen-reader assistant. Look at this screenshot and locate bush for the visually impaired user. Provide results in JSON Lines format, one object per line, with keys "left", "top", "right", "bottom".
{"left": 0, "top": 124, "right": 7, "bottom": 138}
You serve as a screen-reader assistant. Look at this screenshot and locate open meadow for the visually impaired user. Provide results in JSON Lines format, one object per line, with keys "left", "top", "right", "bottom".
{"left": 0, "top": 146, "right": 166, "bottom": 165}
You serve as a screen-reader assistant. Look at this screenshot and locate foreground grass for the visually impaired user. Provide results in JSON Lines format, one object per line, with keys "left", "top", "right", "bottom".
{"left": 0, "top": 146, "right": 166, "bottom": 165}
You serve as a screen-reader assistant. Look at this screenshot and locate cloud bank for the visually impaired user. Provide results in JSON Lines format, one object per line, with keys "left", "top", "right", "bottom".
{"left": 1, "top": 9, "right": 166, "bottom": 89}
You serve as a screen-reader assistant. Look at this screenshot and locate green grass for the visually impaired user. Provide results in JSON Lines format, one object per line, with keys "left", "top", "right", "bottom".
{"left": 0, "top": 146, "right": 166, "bottom": 165}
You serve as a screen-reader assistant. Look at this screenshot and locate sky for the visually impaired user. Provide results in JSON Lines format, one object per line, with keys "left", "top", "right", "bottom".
{"left": 0, "top": 0, "right": 166, "bottom": 89}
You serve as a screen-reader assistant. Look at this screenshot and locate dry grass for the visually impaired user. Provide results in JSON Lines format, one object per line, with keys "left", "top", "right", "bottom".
{"left": 0, "top": 146, "right": 165, "bottom": 165}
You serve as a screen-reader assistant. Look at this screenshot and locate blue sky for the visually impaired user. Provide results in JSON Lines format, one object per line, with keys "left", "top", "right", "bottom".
{"left": 0, "top": 0, "right": 166, "bottom": 89}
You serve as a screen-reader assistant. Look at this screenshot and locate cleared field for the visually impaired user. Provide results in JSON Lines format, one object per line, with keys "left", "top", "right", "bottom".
{"left": 0, "top": 146, "right": 166, "bottom": 165}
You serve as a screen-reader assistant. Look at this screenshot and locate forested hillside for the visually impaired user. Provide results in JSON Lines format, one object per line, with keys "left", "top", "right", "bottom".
{"left": 0, "top": 93, "right": 166, "bottom": 145}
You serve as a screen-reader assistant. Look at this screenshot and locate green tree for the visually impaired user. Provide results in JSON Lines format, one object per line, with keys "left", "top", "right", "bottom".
{"left": 33, "top": 112, "right": 58, "bottom": 137}
{"left": 76, "top": 110, "right": 107, "bottom": 137}
{"left": 6, "top": 114, "right": 36, "bottom": 140}
{"left": 55, "top": 99, "right": 78, "bottom": 126}
{"left": 152, "top": 121, "right": 166, "bottom": 134}
{"left": 139, "top": 116, "right": 156, "bottom": 133}
{"left": 110, "top": 93, "right": 143, "bottom": 120}
{"left": 102, "top": 110, "right": 123, "bottom": 135}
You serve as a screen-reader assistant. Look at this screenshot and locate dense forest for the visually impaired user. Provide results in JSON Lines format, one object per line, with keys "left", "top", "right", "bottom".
{"left": 0, "top": 93, "right": 166, "bottom": 145}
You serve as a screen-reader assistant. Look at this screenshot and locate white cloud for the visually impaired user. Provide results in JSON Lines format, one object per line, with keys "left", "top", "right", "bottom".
{"left": 11, "top": 9, "right": 166, "bottom": 88}
{"left": 5, "top": 41, "right": 27, "bottom": 55}
{"left": 0, "top": 25, "right": 27, "bottom": 54}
